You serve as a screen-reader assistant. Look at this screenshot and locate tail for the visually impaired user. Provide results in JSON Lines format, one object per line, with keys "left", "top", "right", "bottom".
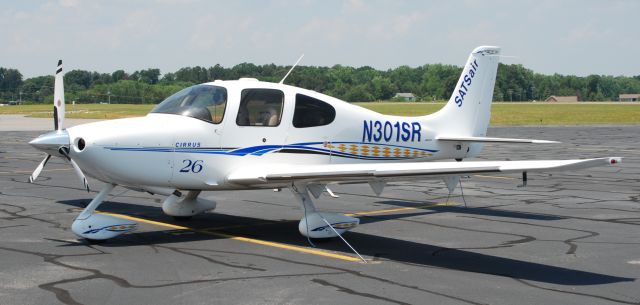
{"left": 427, "top": 46, "right": 500, "bottom": 137}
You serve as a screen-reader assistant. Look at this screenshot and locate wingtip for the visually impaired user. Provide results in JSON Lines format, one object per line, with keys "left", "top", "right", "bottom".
{"left": 608, "top": 157, "right": 622, "bottom": 165}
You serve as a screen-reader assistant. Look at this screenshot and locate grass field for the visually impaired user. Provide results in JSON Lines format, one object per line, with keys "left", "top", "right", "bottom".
{"left": 1, "top": 102, "right": 639, "bottom": 125}
{"left": 355, "top": 102, "right": 640, "bottom": 125}
{"left": 0, "top": 104, "right": 153, "bottom": 119}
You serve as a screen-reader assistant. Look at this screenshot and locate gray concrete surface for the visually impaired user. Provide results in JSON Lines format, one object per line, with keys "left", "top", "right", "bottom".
{"left": 1, "top": 125, "right": 639, "bottom": 305}
{"left": 0, "top": 115, "right": 102, "bottom": 131}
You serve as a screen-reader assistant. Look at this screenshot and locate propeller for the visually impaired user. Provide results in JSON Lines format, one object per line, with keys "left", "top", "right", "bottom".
{"left": 28, "top": 60, "right": 90, "bottom": 192}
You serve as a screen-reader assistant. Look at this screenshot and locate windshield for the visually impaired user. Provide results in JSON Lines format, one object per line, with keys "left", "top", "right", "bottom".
{"left": 151, "top": 84, "right": 227, "bottom": 124}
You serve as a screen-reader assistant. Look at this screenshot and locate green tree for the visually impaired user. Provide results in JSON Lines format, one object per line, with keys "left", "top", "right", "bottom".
{"left": 112, "top": 70, "right": 128, "bottom": 82}
{"left": 65, "top": 70, "right": 93, "bottom": 88}
{"left": 0, "top": 67, "right": 23, "bottom": 92}
{"left": 131, "top": 68, "right": 160, "bottom": 84}
{"left": 371, "top": 76, "right": 396, "bottom": 100}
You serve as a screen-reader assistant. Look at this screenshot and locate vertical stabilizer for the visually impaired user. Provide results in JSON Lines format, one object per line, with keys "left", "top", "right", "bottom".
{"left": 427, "top": 46, "right": 500, "bottom": 137}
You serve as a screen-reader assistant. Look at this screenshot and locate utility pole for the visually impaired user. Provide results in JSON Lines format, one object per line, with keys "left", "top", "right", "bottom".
{"left": 19, "top": 91, "right": 22, "bottom": 104}
{"left": 107, "top": 90, "right": 111, "bottom": 104}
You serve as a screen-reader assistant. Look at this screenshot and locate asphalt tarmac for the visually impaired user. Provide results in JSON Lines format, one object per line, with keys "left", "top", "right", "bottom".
{"left": 1, "top": 123, "right": 639, "bottom": 305}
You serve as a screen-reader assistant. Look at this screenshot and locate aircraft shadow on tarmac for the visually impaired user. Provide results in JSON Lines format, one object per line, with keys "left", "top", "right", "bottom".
{"left": 376, "top": 199, "right": 565, "bottom": 221}
{"left": 58, "top": 199, "right": 633, "bottom": 286}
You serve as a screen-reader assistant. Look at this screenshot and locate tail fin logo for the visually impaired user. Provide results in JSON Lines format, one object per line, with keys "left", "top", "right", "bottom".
{"left": 454, "top": 59, "right": 479, "bottom": 107}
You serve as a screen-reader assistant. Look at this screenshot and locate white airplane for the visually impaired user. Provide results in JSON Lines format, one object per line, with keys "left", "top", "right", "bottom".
{"left": 28, "top": 46, "right": 621, "bottom": 243}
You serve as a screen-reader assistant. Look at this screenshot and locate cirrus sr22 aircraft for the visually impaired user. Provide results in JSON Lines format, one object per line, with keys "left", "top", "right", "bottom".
{"left": 28, "top": 46, "right": 621, "bottom": 243}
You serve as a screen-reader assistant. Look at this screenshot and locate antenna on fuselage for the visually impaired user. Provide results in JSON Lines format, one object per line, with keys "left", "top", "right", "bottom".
{"left": 279, "top": 54, "right": 304, "bottom": 84}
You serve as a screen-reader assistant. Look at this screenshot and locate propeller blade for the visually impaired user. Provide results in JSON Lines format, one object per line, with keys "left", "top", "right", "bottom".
{"left": 58, "top": 147, "right": 90, "bottom": 192}
{"left": 29, "top": 154, "right": 52, "bottom": 183}
{"left": 69, "top": 158, "right": 90, "bottom": 193}
{"left": 54, "top": 60, "right": 65, "bottom": 131}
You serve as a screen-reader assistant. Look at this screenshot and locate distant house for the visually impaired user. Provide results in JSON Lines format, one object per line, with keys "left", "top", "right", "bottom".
{"left": 393, "top": 93, "right": 416, "bottom": 102}
{"left": 545, "top": 95, "right": 578, "bottom": 102}
{"left": 619, "top": 94, "right": 640, "bottom": 102}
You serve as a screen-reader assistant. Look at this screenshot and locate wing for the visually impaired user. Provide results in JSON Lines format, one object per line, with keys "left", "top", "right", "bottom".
{"left": 227, "top": 157, "right": 621, "bottom": 187}
{"left": 436, "top": 135, "right": 559, "bottom": 144}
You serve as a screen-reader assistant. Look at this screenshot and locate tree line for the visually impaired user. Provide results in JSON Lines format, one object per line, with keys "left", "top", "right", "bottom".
{"left": 1, "top": 63, "right": 639, "bottom": 104}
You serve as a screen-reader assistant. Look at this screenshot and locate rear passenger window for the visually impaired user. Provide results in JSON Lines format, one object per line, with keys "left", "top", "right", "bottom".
{"left": 293, "top": 94, "right": 336, "bottom": 128}
{"left": 236, "top": 89, "right": 284, "bottom": 127}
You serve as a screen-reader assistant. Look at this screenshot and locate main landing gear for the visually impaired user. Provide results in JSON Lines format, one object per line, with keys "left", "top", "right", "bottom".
{"left": 289, "top": 182, "right": 359, "bottom": 239}
{"left": 161, "top": 190, "right": 217, "bottom": 219}
{"left": 290, "top": 182, "right": 367, "bottom": 263}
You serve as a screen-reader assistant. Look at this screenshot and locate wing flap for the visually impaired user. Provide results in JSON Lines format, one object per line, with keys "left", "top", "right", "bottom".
{"left": 227, "top": 157, "right": 621, "bottom": 186}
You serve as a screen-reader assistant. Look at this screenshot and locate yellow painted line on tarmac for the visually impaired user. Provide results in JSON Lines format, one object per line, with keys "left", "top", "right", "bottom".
{"left": 0, "top": 168, "right": 71, "bottom": 175}
{"left": 203, "top": 202, "right": 459, "bottom": 230}
{"left": 201, "top": 220, "right": 282, "bottom": 231}
{"left": 96, "top": 199, "right": 466, "bottom": 262}
{"left": 346, "top": 201, "right": 460, "bottom": 217}
{"left": 474, "top": 174, "right": 517, "bottom": 180}
{"left": 98, "top": 211, "right": 362, "bottom": 262}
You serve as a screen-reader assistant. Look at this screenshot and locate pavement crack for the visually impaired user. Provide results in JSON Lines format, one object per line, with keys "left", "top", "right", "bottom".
{"left": 359, "top": 214, "right": 537, "bottom": 254}
{"left": 312, "top": 278, "right": 411, "bottom": 305}
{"left": 157, "top": 245, "right": 267, "bottom": 271}
{"left": 512, "top": 278, "right": 639, "bottom": 305}
{"left": 459, "top": 215, "right": 598, "bottom": 255}
{"left": 0, "top": 202, "right": 67, "bottom": 230}
{"left": 172, "top": 247, "right": 487, "bottom": 305}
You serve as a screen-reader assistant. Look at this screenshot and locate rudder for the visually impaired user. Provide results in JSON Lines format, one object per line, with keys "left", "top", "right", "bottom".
{"left": 426, "top": 46, "right": 500, "bottom": 137}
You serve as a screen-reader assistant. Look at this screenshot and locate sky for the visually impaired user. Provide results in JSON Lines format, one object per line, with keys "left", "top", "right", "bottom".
{"left": 1, "top": 0, "right": 638, "bottom": 78}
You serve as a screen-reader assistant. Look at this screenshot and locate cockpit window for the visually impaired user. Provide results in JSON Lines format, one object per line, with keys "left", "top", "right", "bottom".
{"left": 151, "top": 85, "right": 227, "bottom": 124}
{"left": 293, "top": 94, "right": 336, "bottom": 128}
{"left": 236, "top": 89, "right": 284, "bottom": 127}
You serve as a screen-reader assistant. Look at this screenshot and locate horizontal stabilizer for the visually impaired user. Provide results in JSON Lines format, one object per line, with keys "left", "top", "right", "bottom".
{"left": 436, "top": 136, "right": 559, "bottom": 144}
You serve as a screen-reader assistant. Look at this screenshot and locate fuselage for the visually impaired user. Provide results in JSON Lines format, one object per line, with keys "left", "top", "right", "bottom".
{"left": 65, "top": 79, "right": 478, "bottom": 191}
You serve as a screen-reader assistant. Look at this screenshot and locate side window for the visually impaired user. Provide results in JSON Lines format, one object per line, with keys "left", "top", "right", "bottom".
{"left": 236, "top": 89, "right": 284, "bottom": 127}
{"left": 293, "top": 94, "right": 336, "bottom": 128}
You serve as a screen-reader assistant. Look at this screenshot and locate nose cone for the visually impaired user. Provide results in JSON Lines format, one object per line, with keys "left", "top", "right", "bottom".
{"left": 29, "top": 130, "right": 70, "bottom": 155}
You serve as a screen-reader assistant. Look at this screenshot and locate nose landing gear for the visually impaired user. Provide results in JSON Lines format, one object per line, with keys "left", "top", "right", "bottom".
{"left": 71, "top": 184, "right": 137, "bottom": 242}
{"left": 162, "top": 190, "right": 217, "bottom": 218}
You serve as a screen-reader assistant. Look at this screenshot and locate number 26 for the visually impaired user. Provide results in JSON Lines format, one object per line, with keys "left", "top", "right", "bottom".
{"left": 180, "top": 159, "right": 203, "bottom": 173}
